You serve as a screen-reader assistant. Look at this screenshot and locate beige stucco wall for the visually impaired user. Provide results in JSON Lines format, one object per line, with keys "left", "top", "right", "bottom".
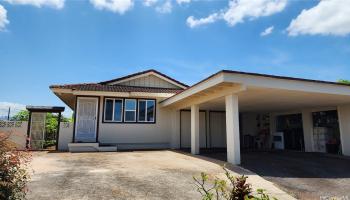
{"left": 209, "top": 112, "right": 226, "bottom": 148}
{"left": 338, "top": 104, "right": 350, "bottom": 156}
{"left": 0, "top": 121, "right": 27, "bottom": 150}
{"left": 58, "top": 122, "right": 73, "bottom": 151}
{"left": 98, "top": 96, "right": 173, "bottom": 149}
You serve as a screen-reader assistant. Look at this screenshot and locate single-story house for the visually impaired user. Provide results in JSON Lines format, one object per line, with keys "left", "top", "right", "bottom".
{"left": 50, "top": 69, "right": 350, "bottom": 164}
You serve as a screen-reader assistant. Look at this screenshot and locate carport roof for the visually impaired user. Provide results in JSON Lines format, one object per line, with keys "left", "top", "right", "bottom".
{"left": 219, "top": 70, "right": 350, "bottom": 87}
{"left": 160, "top": 70, "right": 350, "bottom": 111}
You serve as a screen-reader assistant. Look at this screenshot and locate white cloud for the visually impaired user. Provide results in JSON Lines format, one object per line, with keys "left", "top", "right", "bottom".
{"left": 155, "top": 0, "right": 172, "bottom": 14}
{"left": 261, "top": 25, "right": 274, "bottom": 36}
{"left": 143, "top": 0, "right": 157, "bottom": 7}
{"left": 90, "top": 0, "right": 134, "bottom": 14}
{"left": 0, "top": 102, "right": 26, "bottom": 119}
{"left": 224, "top": 0, "right": 287, "bottom": 26}
{"left": 0, "top": 5, "right": 9, "bottom": 31}
{"left": 186, "top": 13, "right": 220, "bottom": 28}
{"left": 287, "top": 0, "right": 350, "bottom": 36}
{"left": 4, "top": 0, "right": 65, "bottom": 9}
{"left": 176, "top": 0, "right": 191, "bottom": 5}
{"left": 186, "top": 0, "right": 287, "bottom": 28}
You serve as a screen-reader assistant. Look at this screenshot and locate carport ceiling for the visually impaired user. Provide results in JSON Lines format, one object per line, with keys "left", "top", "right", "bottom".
{"left": 198, "top": 86, "right": 350, "bottom": 112}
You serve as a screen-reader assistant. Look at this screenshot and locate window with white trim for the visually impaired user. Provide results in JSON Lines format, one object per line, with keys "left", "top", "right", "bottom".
{"left": 124, "top": 99, "right": 137, "bottom": 122}
{"left": 138, "top": 99, "right": 155, "bottom": 122}
{"left": 104, "top": 98, "right": 123, "bottom": 122}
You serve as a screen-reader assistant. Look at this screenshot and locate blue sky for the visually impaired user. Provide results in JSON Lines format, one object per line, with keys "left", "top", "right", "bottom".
{"left": 0, "top": 0, "right": 350, "bottom": 117}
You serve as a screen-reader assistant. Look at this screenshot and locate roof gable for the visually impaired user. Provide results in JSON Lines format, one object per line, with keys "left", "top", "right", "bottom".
{"left": 99, "top": 69, "right": 188, "bottom": 89}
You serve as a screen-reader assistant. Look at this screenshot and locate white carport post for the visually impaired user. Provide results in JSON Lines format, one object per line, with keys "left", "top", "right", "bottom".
{"left": 302, "top": 110, "right": 314, "bottom": 152}
{"left": 338, "top": 104, "right": 350, "bottom": 156}
{"left": 191, "top": 104, "right": 200, "bottom": 155}
{"left": 225, "top": 94, "right": 241, "bottom": 165}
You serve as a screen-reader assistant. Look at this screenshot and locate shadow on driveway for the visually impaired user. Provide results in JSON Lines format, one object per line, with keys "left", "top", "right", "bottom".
{"left": 201, "top": 150, "right": 350, "bottom": 199}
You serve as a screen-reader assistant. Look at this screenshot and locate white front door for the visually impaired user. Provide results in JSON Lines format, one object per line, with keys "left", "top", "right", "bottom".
{"left": 75, "top": 97, "right": 98, "bottom": 142}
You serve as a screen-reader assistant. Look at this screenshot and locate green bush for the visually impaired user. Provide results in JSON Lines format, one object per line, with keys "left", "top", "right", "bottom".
{"left": 43, "top": 140, "right": 56, "bottom": 149}
{"left": 193, "top": 166, "right": 277, "bottom": 200}
{"left": 0, "top": 132, "right": 32, "bottom": 200}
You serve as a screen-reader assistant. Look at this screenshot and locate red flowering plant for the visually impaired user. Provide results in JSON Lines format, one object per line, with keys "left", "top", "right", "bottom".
{"left": 0, "top": 131, "right": 32, "bottom": 200}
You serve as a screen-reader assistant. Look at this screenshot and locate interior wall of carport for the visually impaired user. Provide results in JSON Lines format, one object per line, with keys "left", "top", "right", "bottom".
{"left": 337, "top": 104, "right": 350, "bottom": 156}
{"left": 170, "top": 106, "right": 346, "bottom": 154}
{"left": 269, "top": 106, "right": 340, "bottom": 153}
{"left": 175, "top": 107, "right": 341, "bottom": 153}
{"left": 178, "top": 110, "right": 227, "bottom": 149}
{"left": 177, "top": 110, "right": 262, "bottom": 150}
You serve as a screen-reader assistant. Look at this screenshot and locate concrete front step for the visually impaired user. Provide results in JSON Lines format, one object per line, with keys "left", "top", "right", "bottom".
{"left": 68, "top": 143, "right": 117, "bottom": 152}
{"left": 98, "top": 146, "right": 118, "bottom": 152}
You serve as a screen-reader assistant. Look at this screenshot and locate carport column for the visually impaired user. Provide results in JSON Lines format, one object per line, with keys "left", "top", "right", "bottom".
{"left": 337, "top": 105, "right": 350, "bottom": 156}
{"left": 191, "top": 104, "right": 200, "bottom": 154}
{"left": 302, "top": 110, "right": 314, "bottom": 152}
{"left": 225, "top": 94, "right": 241, "bottom": 165}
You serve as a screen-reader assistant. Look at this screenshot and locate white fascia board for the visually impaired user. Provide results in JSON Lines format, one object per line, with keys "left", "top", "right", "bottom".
{"left": 72, "top": 90, "right": 174, "bottom": 98}
{"left": 160, "top": 73, "right": 225, "bottom": 107}
{"left": 51, "top": 88, "right": 174, "bottom": 98}
{"left": 223, "top": 73, "right": 350, "bottom": 96}
{"left": 72, "top": 91, "right": 130, "bottom": 96}
{"left": 129, "top": 92, "right": 174, "bottom": 98}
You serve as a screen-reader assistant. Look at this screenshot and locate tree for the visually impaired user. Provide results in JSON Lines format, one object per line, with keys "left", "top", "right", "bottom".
{"left": 10, "top": 110, "right": 29, "bottom": 121}
{"left": 11, "top": 110, "right": 71, "bottom": 122}
{"left": 338, "top": 79, "right": 350, "bottom": 85}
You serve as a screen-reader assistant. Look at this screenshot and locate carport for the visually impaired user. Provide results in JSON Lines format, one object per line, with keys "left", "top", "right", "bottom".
{"left": 161, "top": 70, "right": 350, "bottom": 164}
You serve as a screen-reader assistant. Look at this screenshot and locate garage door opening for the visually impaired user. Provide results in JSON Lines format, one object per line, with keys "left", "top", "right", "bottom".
{"left": 178, "top": 108, "right": 343, "bottom": 156}
{"left": 276, "top": 114, "right": 305, "bottom": 151}
{"left": 312, "top": 110, "right": 341, "bottom": 154}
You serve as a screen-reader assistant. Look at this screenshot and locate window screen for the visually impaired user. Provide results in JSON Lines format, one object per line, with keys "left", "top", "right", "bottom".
{"left": 124, "top": 99, "right": 136, "bottom": 122}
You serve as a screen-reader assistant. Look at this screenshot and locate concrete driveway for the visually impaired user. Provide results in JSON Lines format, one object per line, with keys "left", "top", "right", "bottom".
{"left": 27, "top": 150, "right": 293, "bottom": 200}
{"left": 202, "top": 151, "right": 350, "bottom": 200}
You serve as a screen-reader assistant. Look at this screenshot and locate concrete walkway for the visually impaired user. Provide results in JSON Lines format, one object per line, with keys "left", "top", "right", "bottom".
{"left": 27, "top": 150, "right": 295, "bottom": 200}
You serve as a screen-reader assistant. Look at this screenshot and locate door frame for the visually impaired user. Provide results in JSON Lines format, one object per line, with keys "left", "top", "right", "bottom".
{"left": 73, "top": 96, "right": 100, "bottom": 143}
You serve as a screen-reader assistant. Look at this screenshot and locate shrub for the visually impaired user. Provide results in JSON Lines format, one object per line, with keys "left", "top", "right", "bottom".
{"left": 0, "top": 132, "right": 32, "bottom": 200}
{"left": 193, "top": 166, "right": 277, "bottom": 200}
{"left": 43, "top": 140, "right": 56, "bottom": 149}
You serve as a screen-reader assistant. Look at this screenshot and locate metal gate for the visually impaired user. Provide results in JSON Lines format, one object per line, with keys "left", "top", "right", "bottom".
{"left": 29, "top": 112, "right": 46, "bottom": 150}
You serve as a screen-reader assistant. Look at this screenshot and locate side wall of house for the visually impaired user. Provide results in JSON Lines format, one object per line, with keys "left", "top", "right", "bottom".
{"left": 98, "top": 96, "right": 173, "bottom": 150}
